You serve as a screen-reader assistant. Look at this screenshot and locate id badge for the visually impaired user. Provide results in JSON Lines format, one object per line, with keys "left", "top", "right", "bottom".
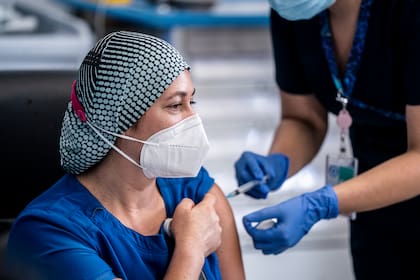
{"left": 325, "top": 154, "right": 358, "bottom": 185}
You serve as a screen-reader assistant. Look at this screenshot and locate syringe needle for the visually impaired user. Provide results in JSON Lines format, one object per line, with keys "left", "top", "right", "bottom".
{"left": 226, "top": 176, "right": 269, "bottom": 199}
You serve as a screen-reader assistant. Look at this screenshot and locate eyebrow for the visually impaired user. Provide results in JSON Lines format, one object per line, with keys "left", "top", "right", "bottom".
{"left": 166, "top": 88, "right": 196, "bottom": 99}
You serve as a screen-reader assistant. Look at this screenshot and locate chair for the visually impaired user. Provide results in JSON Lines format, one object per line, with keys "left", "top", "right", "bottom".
{"left": 0, "top": 70, "right": 76, "bottom": 278}
{"left": 0, "top": 71, "right": 75, "bottom": 218}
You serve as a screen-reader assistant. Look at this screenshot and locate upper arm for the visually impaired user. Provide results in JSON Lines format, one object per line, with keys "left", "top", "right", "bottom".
{"left": 279, "top": 90, "right": 328, "bottom": 154}
{"left": 403, "top": 5, "right": 420, "bottom": 150}
{"left": 406, "top": 105, "right": 420, "bottom": 151}
{"left": 280, "top": 90, "right": 328, "bottom": 131}
{"left": 208, "top": 184, "right": 245, "bottom": 280}
{"left": 270, "top": 8, "right": 328, "bottom": 134}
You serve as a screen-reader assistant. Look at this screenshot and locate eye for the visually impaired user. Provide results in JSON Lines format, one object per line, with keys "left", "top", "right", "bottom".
{"left": 167, "top": 99, "right": 196, "bottom": 110}
{"left": 168, "top": 103, "right": 182, "bottom": 110}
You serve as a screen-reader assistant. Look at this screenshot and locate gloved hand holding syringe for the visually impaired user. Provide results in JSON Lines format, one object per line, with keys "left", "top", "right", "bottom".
{"left": 226, "top": 175, "right": 277, "bottom": 230}
{"left": 226, "top": 175, "right": 269, "bottom": 199}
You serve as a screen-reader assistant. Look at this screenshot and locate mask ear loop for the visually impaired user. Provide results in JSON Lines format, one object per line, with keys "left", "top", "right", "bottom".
{"left": 91, "top": 123, "right": 158, "bottom": 147}
{"left": 70, "top": 80, "right": 149, "bottom": 171}
{"left": 86, "top": 121, "right": 145, "bottom": 170}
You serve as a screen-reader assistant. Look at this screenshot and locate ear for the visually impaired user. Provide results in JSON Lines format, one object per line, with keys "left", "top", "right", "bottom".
{"left": 123, "top": 127, "right": 137, "bottom": 139}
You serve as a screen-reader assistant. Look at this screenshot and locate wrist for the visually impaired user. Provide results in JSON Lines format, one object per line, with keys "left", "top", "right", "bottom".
{"left": 165, "top": 245, "right": 205, "bottom": 280}
{"left": 320, "top": 185, "right": 339, "bottom": 219}
{"left": 305, "top": 185, "right": 339, "bottom": 221}
{"left": 267, "top": 153, "right": 290, "bottom": 186}
{"left": 173, "top": 243, "right": 206, "bottom": 268}
{"left": 268, "top": 152, "right": 288, "bottom": 160}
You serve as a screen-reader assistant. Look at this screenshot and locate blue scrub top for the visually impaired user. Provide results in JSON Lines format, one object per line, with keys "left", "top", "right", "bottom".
{"left": 7, "top": 167, "right": 221, "bottom": 280}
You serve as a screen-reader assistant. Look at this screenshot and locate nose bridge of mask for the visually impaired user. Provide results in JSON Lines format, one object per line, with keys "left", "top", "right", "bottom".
{"left": 146, "top": 114, "right": 204, "bottom": 147}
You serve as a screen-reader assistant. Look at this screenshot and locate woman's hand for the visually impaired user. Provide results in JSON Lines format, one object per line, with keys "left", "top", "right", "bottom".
{"left": 171, "top": 193, "right": 222, "bottom": 259}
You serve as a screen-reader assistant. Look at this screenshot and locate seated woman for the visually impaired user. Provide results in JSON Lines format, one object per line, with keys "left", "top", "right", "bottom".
{"left": 7, "top": 31, "right": 245, "bottom": 280}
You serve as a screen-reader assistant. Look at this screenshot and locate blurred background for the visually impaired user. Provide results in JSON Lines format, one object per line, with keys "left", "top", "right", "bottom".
{"left": 0, "top": 0, "right": 355, "bottom": 278}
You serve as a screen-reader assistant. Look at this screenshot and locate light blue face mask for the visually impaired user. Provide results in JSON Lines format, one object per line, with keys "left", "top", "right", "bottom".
{"left": 269, "top": 0, "right": 336, "bottom": 21}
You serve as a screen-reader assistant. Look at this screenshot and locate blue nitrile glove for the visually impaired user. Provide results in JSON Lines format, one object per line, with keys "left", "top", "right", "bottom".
{"left": 234, "top": 151, "right": 289, "bottom": 199}
{"left": 242, "top": 185, "right": 339, "bottom": 255}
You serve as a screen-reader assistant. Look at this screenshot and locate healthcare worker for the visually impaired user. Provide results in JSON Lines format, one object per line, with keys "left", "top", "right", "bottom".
{"left": 7, "top": 31, "right": 245, "bottom": 280}
{"left": 235, "top": 0, "right": 420, "bottom": 279}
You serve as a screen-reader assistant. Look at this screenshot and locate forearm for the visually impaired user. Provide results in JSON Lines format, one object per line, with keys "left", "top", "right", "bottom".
{"left": 269, "top": 91, "right": 328, "bottom": 177}
{"left": 334, "top": 150, "right": 420, "bottom": 214}
{"left": 269, "top": 117, "right": 326, "bottom": 177}
{"left": 164, "top": 246, "right": 204, "bottom": 280}
{"left": 165, "top": 193, "right": 221, "bottom": 280}
{"left": 336, "top": 105, "right": 420, "bottom": 214}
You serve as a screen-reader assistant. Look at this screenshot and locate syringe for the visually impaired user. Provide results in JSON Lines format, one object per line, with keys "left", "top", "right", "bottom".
{"left": 226, "top": 175, "right": 269, "bottom": 199}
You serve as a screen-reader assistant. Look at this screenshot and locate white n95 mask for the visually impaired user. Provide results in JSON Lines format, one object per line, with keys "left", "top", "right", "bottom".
{"left": 140, "top": 114, "right": 210, "bottom": 178}
{"left": 87, "top": 114, "right": 210, "bottom": 178}
{"left": 270, "top": 0, "right": 336, "bottom": 21}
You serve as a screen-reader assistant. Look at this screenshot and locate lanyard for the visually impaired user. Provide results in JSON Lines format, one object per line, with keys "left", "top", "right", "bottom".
{"left": 320, "top": 0, "right": 405, "bottom": 122}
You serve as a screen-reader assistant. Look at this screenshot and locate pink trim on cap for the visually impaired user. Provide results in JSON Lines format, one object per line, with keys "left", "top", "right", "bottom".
{"left": 71, "top": 80, "right": 87, "bottom": 122}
